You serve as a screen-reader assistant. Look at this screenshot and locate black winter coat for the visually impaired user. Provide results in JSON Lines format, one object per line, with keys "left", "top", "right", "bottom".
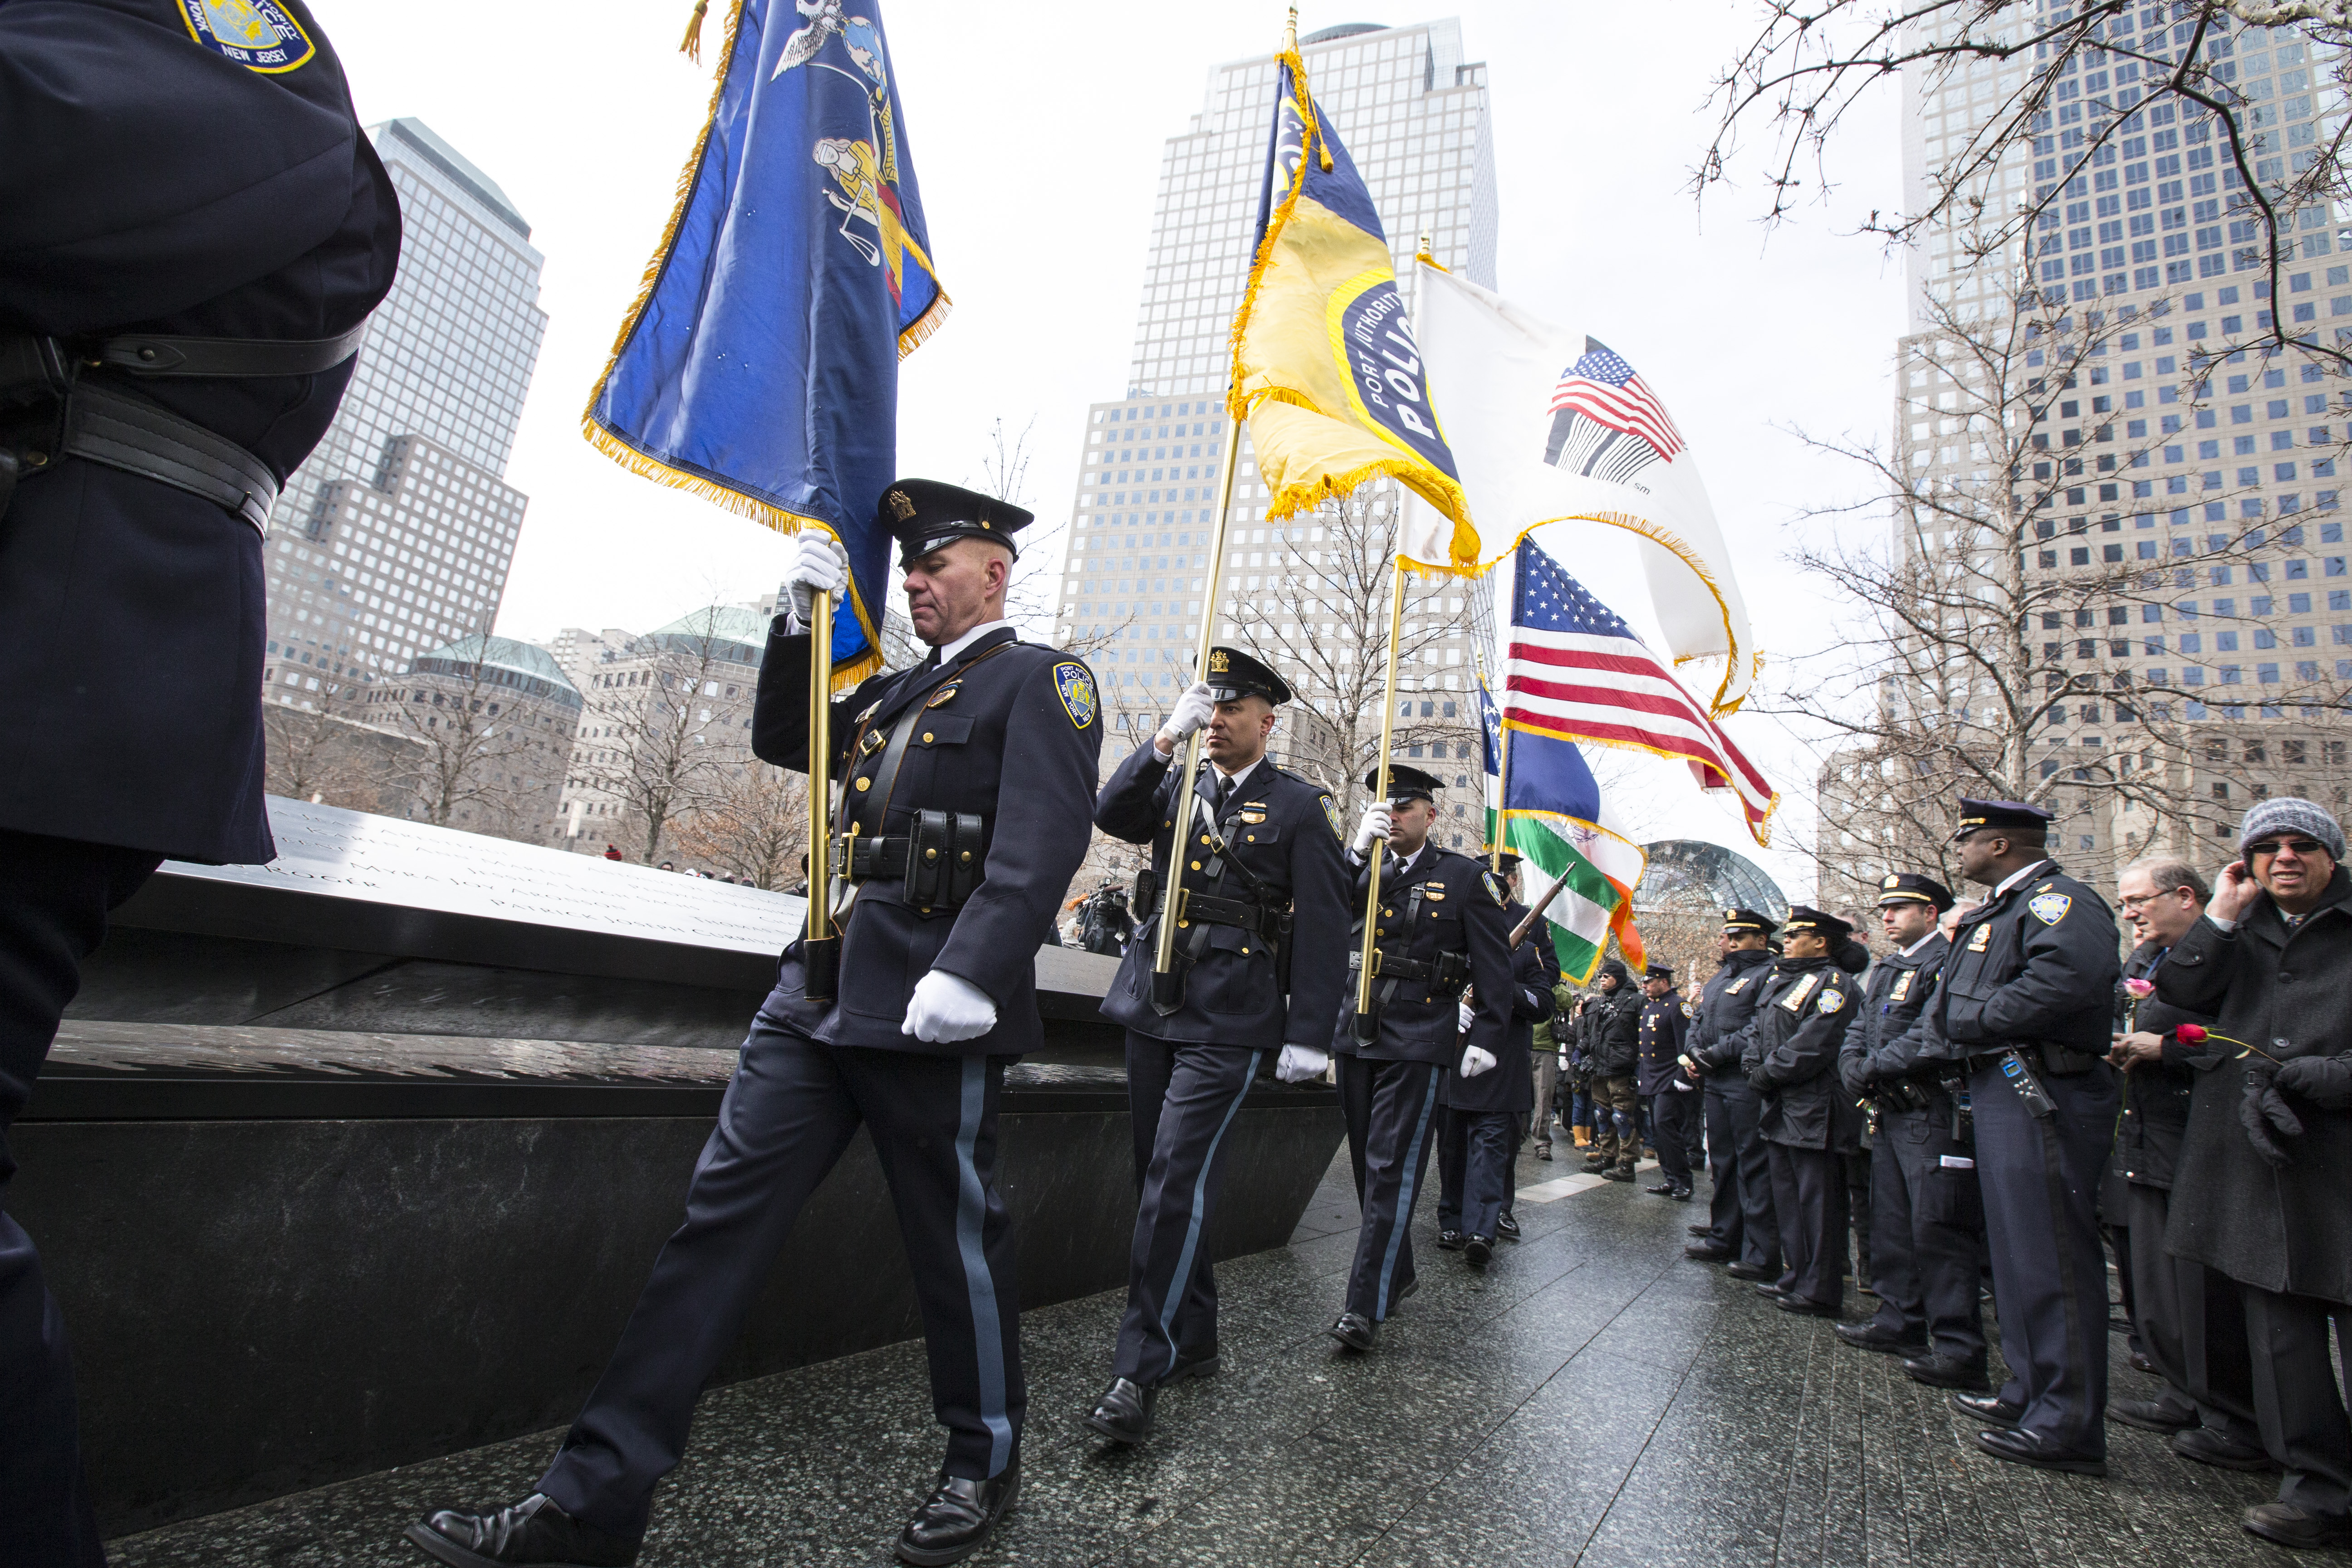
{"left": 2112, "top": 939, "right": 2221, "bottom": 1192}
{"left": 1687, "top": 948, "right": 1775, "bottom": 1077}
{"left": 1742, "top": 957, "right": 1862, "bottom": 1151}
{"left": 2157, "top": 868, "right": 2352, "bottom": 1306}
{"left": 1588, "top": 985, "right": 1643, "bottom": 1077}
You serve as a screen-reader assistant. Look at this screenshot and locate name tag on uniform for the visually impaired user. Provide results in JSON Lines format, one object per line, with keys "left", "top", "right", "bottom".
{"left": 1939, "top": 1155, "right": 1975, "bottom": 1169}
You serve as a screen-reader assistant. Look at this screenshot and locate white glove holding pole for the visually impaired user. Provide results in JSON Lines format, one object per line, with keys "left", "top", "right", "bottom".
{"left": 1457, "top": 998, "right": 1475, "bottom": 1034}
{"left": 1275, "top": 1044, "right": 1329, "bottom": 1083}
{"left": 901, "top": 970, "right": 997, "bottom": 1043}
{"left": 1458, "top": 1044, "right": 1497, "bottom": 1078}
{"left": 1155, "top": 681, "right": 1216, "bottom": 757}
{"left": 1350, "top": 800, "right": 1393, "bottom": 857}
{"left": 784, "top": 534, "right": 850, "bottom": 627}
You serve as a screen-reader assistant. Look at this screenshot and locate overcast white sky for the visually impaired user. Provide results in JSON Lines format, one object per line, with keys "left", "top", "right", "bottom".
{"left": 310, "top": 0, "right": 1910, "bottom": 902}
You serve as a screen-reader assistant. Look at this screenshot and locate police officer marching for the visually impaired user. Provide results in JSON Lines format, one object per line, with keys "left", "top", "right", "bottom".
{"left": 1682, "top": 911, "right": 1783, "bottom": 1281}
{"left": 1324, "top": 766, "right": 1513, "bottom": 1351}
{"left": 410, "top": 484, "right": 1102, "bottom": 1568}
{"left": 1832, "top": 873, "right": 1990, "bottom": 1393}
{"left": 1079, "top": 648, "right": 1349, "bottom": 1445}
{"left": 1908, "top": 799, "right": 2122, "bottom": 1476}
{"left": 1637, "top": 963, "right": 1695, "bottom": 1201}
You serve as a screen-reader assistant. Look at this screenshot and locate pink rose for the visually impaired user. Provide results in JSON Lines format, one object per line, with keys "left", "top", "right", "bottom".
{"left": 2124, "top": 978, "right": 2154, "bottom": 998}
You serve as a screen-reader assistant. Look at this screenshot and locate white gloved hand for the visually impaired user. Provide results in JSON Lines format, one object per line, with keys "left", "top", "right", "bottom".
{"left": 1459, "top": 1044, "right": 1497, "bottom": 1078}
{"left": 1457, "top": 998, "right": 1475, "bottom": 1034}
{"left": 901, "top": 969, "right": 998, "bottom": 1044}
{"left": 1350, "top": 800, "right": 1394, "bottom": 857}
{"left": 1557, "top": 1052, "right": 1570, "bottom": 1072}
{"left": 1155, "top": 681, "right": 1217, "bottom": 757}
{"left": 784, "top": 534, "right": 850, "bottom": 627}
{"left": 1276, "top": 1043, "right": 1329, "bottom": 1083}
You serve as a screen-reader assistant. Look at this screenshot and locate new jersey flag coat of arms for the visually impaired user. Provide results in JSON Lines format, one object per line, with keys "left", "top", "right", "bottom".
{"left": 585, "top": 0, "right": 946, "bottom": 684}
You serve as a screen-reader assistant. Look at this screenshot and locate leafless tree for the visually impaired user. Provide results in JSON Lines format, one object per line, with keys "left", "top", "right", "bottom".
{"left": 1703, "top": 0, "right": 2352, "bottom": 365}
{"left": 263, "top": 686, "right": 403, "bottom": 812}
{"left": 372, "top": 651, "right": 550, "bottom": 839}
{"left": 571, "top": 611, "right": 759, "bottom": 864}
{"left": 668, "top": 763, "right": 810, "bottom": 890}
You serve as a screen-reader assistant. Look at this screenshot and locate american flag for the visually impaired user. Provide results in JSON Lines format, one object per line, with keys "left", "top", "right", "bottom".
{"left": 1503, "top": 541, "right": 1776, "bottom": 846}
{"left": 1544, "top": 338, "right": 1686, "bottom": 485}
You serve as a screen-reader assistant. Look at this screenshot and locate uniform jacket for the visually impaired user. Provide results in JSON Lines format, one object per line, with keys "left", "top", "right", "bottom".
{"left": 2112, "top": 938, "right": 2220, "bottom": 1191}
{"left": 1329, "top": 842, "right": 1513, "bottom": 1067}
{"left": 1839, "top": 933, "right": 1950, "bottom": 1096}
{"left": 1587, "top": 985, "right": 1643, "bottom": 1078}
{"left": 753, "top": 624, "right": 1102, "bottom": 1057}
{"left": 1443, "top": 902, "right": 1555, "bottom": 1112}
{"left": 1916, "top": 862, "right": 2122, "bottom": 1062}
{"left": 0, "top": 0, "right": 401, "bottom": 862}
{"left": 2157, "top": 868, "right": 2352, "bottom": 1305}
{"left": 1093, "top": 740, "right": 1350, "bottom": 1050}
{"left": 1687, "top": 948, "right": 1775, "bottom": 1078}
{"left": 1636, "top": 989, "right": 1690, "bottom": 1096}
{"left": 1741, "top": 956, "right": 1862, "bottom": 1151}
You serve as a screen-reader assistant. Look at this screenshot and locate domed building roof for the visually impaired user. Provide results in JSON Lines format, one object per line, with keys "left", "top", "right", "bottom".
{"left": 644, "top": 605, "right": 769, "bottom": 665}
{"left": 410, "top": 634, "right": 583, "bottom": 710}
{"left": 1633, "top": 839, "right": 1789, "bottom": 922}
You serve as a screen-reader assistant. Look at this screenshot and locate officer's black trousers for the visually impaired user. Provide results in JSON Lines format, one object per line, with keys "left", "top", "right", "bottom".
{"left": 1969, "top": 1059, "right": 2117, "bottom": 1457}
{"left": 2127, "top": 1181, "right": 2259, "bottom": 1440}
{"left": 1864, "top": 1105, "right": 1987, "bottom": 1362}
{"left": 2242, "top": 1285, "right": 2352, "bottom": 1517}
{"left": 0, "top": 830, "right": 162, "bottom": 1568}
{"left": 1335, "top": 1055, "right": 1442, "bottom": 1321}
{"left": 1703, "top": 1075, "right": 1779, "bottom": 1270}
{"left": 1765, "top": 1140, "right": 1847, "bottom": 1308}
{"left": 1649, "top": 1085, "right": 1699, "bottom": 1190}
{"left": 540, "top": 1009, "right": 1024, "bottom": 1539}
{"left": 1113, "top": 1034, "right": 1262, "bottom": 1386}
{"left": 1434, "top": 1106, "right": 1513, "bottom": 1242}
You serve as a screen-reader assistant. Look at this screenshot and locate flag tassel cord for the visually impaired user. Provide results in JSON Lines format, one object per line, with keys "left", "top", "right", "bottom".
{"left": 802, "top": 590, "right": 841, "bottom": 997}
{"left": 1356, "top": 560, "right": 1408, "bottom": 1015}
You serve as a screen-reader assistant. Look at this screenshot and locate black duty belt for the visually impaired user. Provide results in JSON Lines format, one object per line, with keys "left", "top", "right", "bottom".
{"left": 1962, "top": 1045, "right": 2104, "bottom": 1077}
{"left": 1347, "top": 946, "right": 1469, "bottom": 991}
{"left": 832, "top": 810, "right": 986, "bottom": 911}
{"left": 1176, "top": 888, "right": 1278, "bottom": 940}
{"left": 62, "top": 382, "right": 278, "bottom": 534}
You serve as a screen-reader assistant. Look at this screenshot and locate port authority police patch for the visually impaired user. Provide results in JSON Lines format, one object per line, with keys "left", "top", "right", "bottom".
{"left": 2029, "top": 892, "right": 2073, "bottom": 926}
{"left": 1320, "top": 794, "right": 1343, "bottom": 840}
{"left": 1052, "top": 662, "right": 1098, "bottom": 729}
{"left": 179, "top": 0, "right": 315, "bottom": 73}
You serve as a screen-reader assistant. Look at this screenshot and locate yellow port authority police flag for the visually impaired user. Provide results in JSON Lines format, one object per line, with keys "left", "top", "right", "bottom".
{"left": 1229, "top": 47, "right": 1476, "bottom": 574}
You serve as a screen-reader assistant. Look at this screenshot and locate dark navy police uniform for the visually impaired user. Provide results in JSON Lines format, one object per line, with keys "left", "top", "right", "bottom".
{"left": 1088, "top": 647, "right": 1349, "bottom": 1404}
{"left": 1637, "top": 971, "right": 1695, "bottom": 1197}
{"left": 1687, "top": 912, "right": 1780, "bottom": 1273}
{"left": 1436, "top": 892, "right": 1555, "bottom": 1249}
{"left": 1, "top": 6, "right": 397, "bottom": 1563}
{"left": 1743, "top": 911, "right": 1864, "bottom": 1313}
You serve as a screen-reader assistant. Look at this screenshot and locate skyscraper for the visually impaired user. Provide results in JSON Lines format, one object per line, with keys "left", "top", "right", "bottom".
{"left": 261, "top": 118, "right": 548, "bottom": 704}
{"left": 1051, "top": 20, "right": 1497, "bottom": 838}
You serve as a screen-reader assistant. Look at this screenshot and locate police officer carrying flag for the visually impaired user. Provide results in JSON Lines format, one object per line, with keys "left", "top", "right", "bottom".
{"left": 1324, "top": 765, "right": 1513, "bottom": 1351}
{"left": 411, "top": 483, "right": 1101, "bottom": 1568}
{"left": 1080, "top": 647, "right": 1349, "bottom": 1445}
{"left": 1908, "top": 799, "right": 2122, "bottom": 1476}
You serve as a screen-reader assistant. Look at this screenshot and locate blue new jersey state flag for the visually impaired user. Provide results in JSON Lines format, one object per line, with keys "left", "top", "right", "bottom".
{"left": 585, "top": 0, "right": 946, "bottom": 683}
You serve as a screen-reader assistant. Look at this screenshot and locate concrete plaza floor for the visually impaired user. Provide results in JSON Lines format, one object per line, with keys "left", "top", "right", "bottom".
{"left": 108, "top": 1143, "right": 2308, "bottom": 1566}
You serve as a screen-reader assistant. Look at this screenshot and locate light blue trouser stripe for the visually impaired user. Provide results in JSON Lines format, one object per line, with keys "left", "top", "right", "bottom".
{"left": 1155, "top": 1048, "right": 1263, "bottom": 1362}
{"left": 1375, "top": 1065, "right": 1442, "bottom": 1322}
{"left": 954, "top": 1057, "right": 1014, "bottom": 1475}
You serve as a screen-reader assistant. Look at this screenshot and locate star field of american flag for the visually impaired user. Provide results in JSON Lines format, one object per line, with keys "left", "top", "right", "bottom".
{"left": 1547, "top": 338, "right": 1686, "bottom": 466}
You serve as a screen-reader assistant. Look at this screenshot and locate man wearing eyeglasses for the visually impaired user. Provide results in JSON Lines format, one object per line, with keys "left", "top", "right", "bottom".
{"left": 2158, "top": 799, "right": 2352, "bottom": 1550}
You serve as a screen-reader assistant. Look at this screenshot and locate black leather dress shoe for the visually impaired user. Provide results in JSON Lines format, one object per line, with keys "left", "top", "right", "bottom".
{"left": 1081, "top": 1377, "right": 1155, "bottom": 1445}
{"left": 1465, "top": 1235, "right": 1494, "bottom": 1268}
{"left": 2172, "top": 1425, "right": 2278, "bottom": 1472}
{"left": 1164, "top": 1343, "right": 1220, "bottom": 1384}
{"left": 1668, "top": 1186, "right": 1693, "bottom": 1201}
{"left": 1950, "top": 1390, "right": 2024, "bottom": 1428}
{"left": 897, "top": 1464, "right": 1020, "bottom": 1567}
{"left": 2244, "top": 1502, "right": 2352, "bottom": 1548}
{"left": 2128, "top": 1350, "right": 2159, "bottom": 1376}
{"left": 1974, "top": 1426, "right": 2106, "bottom": 1476}
{"left": 1901, "top": 1352, "right": 1990, "bottom": 1392}
{"left": 1394, "top": 1274, "right": 1420, "bottom": 1304}
{"left": 1687, "top": 1223, "right": 1713, "bottom": 1237}
{"left": 1437, "top": 1229, "right": 1465, "bottom": 1251}
{"left": 405, "top": 1494, "right": 639, "bottom": 1568}
{"left": 1327, "top": 1311, "right": 1378, "bottom": 1351}
{"left": 1644, "top": 1179, "right": 1677, "bottom": 1195}
{"left": 2107, "top": 1396, "right": 2196, "bottom": 1434}
{"left": 1535, "top": 1143, "right": 1553, "bottom": 1161}
{"left": 1776, "top": 1294, "right": 1842, "bottom": 1318}
{"left": 1725, "top": 1260, "right": 1776, "bottom": 1282}
{"left": 1496, "top": 1211, "right": 1520, "bottom": 1240}
{"left": 1833, "top": 1321, "right": 1925, "bottom": 1354}
{"left": 1684, "top": 1242, "right": 1732, "bottom": 1263}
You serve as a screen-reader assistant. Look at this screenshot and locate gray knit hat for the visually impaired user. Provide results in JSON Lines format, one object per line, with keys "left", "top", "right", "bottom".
{"left": 2237, "top": 797, "right": 2347, "bottom": 861}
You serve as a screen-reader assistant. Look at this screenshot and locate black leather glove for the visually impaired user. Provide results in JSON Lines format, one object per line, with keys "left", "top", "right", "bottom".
{"left": 1746, "top": 1063, "right": 1773, "bottom": 1093}
{"left": 2240, "top": 1067, "right": 2303, "bottom": 1169}
{"left": 2276, "top": 1053, "right": 2352, "bottom": 1111}
{"left": 1838, "top": 1055, "right": 1873, "bottom": 1098}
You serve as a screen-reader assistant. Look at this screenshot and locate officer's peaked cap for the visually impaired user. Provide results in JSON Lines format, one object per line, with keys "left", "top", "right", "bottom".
{"left": 1950, "top": 797, "right": 2053, "bottom": 842}
{"left": 1488, "top": 848, "right": 1523, "bottom": 872}
{"left": 1204, "top": 647, "right": 1290, "bottom": 706}
{"left": 1644, "top": 961, "right": 1674, "bottom": 980}
{"left": 1364, "top": 763, "right": 1445, "bottom": 803}
{"left": 1721, "top": 907, "right": 1778, "bottom": 935}
{"left": 1876, "top": 872, "right": 1955, "bottom": 911}
{"left": 1780, "top": 905, "right": 1855, "bottom": 941}
{"left": 880, "top": 479, "right": 1033, "bottom": 566}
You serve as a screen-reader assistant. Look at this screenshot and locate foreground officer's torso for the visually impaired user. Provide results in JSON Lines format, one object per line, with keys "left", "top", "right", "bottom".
{"left": 1332, "top": 843, "right": 1513, "bottom": 1066}
{"left": 1928, "top": 863, "right": 2119, "bottom": 1060}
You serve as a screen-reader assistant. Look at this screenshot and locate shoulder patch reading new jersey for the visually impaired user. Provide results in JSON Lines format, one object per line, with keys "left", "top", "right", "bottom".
{"left": 1483, "top": 870, "right": 1509, "bottom": 907}
{"left": 179, "top": 0, "right": 316, "bottom": 72}
{"left": 1320, "top": 793, "right": 1343, "bottom": 840}
{"left": 1817, "top": 987, "right": 1847, "bottom": 1014}
{"left": 1052, "top": 662, "right": 1097, "bottom": 729}
{"left": 2029, "top": 892, "right": 2073, "bottom": 926}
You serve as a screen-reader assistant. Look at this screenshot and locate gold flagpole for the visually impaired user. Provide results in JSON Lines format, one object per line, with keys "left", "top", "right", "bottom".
{"left": 1491, "top": 691, "right": 1511, "bottom": 874}
{"left": 803, "top": 587, "right": 839, "bottom": 998}
{"left": 1356, "top": 559, "right": 1407, "bottom": 1014}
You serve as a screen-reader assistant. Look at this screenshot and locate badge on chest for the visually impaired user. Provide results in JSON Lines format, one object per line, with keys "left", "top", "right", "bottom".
{"left": 1889, "top": 969, "right": 1915, "bottom": 1002}
{"left": 1965, "top": 924, "right": 1993, "bottom": 953}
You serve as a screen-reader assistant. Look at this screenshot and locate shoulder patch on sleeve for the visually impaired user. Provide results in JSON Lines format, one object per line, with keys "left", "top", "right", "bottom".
{"left": 1051, "top": 662, "right": 1098, "bottom": 729}
{"left": 1681, "top": 999, "right": 1697, "bottom": 1019}
{"left": 1320, "top": 793, "right": 1343, "bottom": 840}
{"left": 2029, "top": 892, "right": 2072, "bottom": 926}
{"left": 1817, "top": 986, "right": 1847, "bottom": 1014}
{"left": 179, "top": 0, "right": 317, "bottom": 72}
{"left": 1483, "top": 870, "right": 1509, "bottom": 907}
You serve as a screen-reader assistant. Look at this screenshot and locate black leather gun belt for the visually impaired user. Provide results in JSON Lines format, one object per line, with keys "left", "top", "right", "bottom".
{"left": 831, "top": 810, "right": 987, "bottom": 910}
{"left": 1174, "top": 888, "right": 1278, "bottom": 940}
{"left": 1347, "top": 946, "right": 1469, "bottom": 992}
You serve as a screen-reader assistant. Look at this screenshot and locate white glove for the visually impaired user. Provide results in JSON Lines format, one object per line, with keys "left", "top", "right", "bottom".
{"left": 1459, "top": 1045, "right": 1497, "bottom": 1078}
{"left": 901, "top": 970, "right": 998, "bottom": 1043}
{"left": 1457, "top": 999, "right": 1475, "bottom": 1034}
{"left": 1155, "top": 681, "right": 1216, "bottom": 756}
{"left": 1276, "top": 1043, "right": 1329, "bottom": 1083}
{"left": 1350, "top": 800, "right": 1394, "bottom": 857}
{"left": 784, "top": 534, "right": 850, "bottom": 626}
{"left": 1558, "top": 1052, "right": 1570, "bottom": 1072}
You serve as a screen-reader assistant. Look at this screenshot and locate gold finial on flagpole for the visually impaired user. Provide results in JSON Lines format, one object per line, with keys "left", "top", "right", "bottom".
{"left": 1416, "top": 229, "right": 1434, "bottom": 268}
{"left": 1285, "top": 7, "right": 1298, "bottom": 52}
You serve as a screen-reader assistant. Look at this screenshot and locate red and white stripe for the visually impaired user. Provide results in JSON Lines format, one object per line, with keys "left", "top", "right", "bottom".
{"left": 1504, "top": 627, "right": 1773, "bottom": 840}
{"left": 1548, "top": 375, "right": 1685, "bottom": 462}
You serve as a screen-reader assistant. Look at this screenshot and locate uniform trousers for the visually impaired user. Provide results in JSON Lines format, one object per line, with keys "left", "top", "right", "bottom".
{"left": 539, "top": 1008, "right": 1024, "bottom": 1539}
{"left": 0, "top": 830, "right": 163, "bottom": 1568}
{"left": 1590, "top": 1074, "right": 1642, "bottom": 1170}
{"left": 1529, "top": 1054, "right": 1559, "bottom": 1147}
{"left": 1113, "top": 1034, "right": 1262, "bottom": 1386}
{"left": 1434, "top": 1106, "right": 1514, "bottom": 1241}
{"left": 1334, "top": 1055, "right": 1442, "bottom": 1321}
{"left": 1765, "top": 1140, "right": 1849, "bottom": 1308}
{"left": 1842, "top": 1151, "right": 1873, "bottom": 1283}
{"left": 1968, "top": 1058, "right": 2118, "bottom": 1458}
{"left": 2126, "top": 1181, "right": 2258, "bottom": 1439}
{"left": 2242, "top": 1285, "right": 2352, "bottom": 1517}
{"left": 1648, "top": 1084, "right": 1699, "bottom": 1191}
{"left": 1703, "top": 1075, "right": 1780, "bottom": 1271}
{"left": 1864, "top": 1103, "right": 1987, "bottom": 1362}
